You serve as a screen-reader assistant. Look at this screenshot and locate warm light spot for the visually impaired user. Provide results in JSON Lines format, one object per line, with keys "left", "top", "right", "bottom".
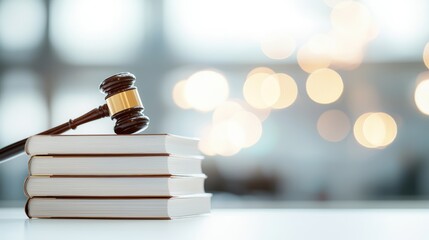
{"left": 172, "top": 80, "right": 191, "bottom": 109}
{"left": 210, "top": 122, "right": 242, "bottom": 156}
{"left": 379, "top": 113, "right": 398, "bottom": 147}
{"left": 200, "top": 101, "right": 264, "bottom": 156}
{"left": 329, "top": 30, "right": 366, "bottom": 70}
{"left": 185, "top": 70, "right": 229, "bottom": 111}
{"left": 237, "top": 99, "right": 272, "bottom": 122}
{"left": 317, "top": 110, "right": 351, "bottom": 142}
{"left": 212, "top": 101, "right": 244, "bottom": 124}
{"left": 362, "top": 112, "right": 397, "bottom": 148}
{"left": 247, "top": 67, "right": 275, "bottom": 78}
{"left": 415, "top": 79, "right": 429, "bottom": 115}
{"left": 354, "top": 113, "right": 376, "bottom": 148}
{"left": 271, "top": 73, "right": 298, "bottom": 109}
{"left": 331, "top": 1, "right": 371, "bottom": 38}
{"left": 354, "top": 112, "right": 397, "bottom": 149}
{"left": 362, "top": 113, "right": 386, "bottom": 147}
{"left": 328, "top": 1, "right": 375, "bottom": 70}
{"left": 228, "top": 110, "right": 262, "bottom": 148}
{"left": 306, "top": 68, "right": 344, "bottom": 104}
{"left": 243, "top": 73, "right": 280, "bottom": 109}
{"left": 260, "top": 34, "right": 296, "bottom": 60}
{"left": 260, "top": 74, "right": 281, "bottom": 107}
{"left": 297, "top": 35, "right": 333, "bottom": 73}
{"left": 198, "top": 126, "right": 217, "bottom": 156}
{"left": 424, "top": 43, "right": 429, "bottom": 69}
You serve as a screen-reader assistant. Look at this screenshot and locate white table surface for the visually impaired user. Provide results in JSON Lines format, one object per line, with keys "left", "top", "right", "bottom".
{"left": 1, "top": 206, "right": 429, "bottom": 240}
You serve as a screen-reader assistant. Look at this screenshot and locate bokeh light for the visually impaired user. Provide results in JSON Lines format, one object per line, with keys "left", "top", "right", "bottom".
{"left": 243, "top": 73, "right": 280, "bottom": 109}
{"left": 271, "top": 73, "right": 298, "bottom": 109}
{"left": 243, "top": 71, "right": 297, "bottom": 110}
{"left": 198, "top": 126, "right": 217, "bottom": 156}
{"left": 330, "top": 31, "right": 366, "bottom": 69}
{"left": 306, "top": 68, "right": 344, "bottom": 104}
{"left": 297, "top": 34, "right": 333, "bottom": 73}
{"left": 237, "top": 99, "right": 272, "bottom": 122}
{"left": 331, "top": 1, "right": 371, "bottom": 39}
{"left": 260, "top": 34, "right": 296, "bottom": 60}
{"left": 228, "top": 110, "right": 262, "bottom": 148}
{"left": 212, "top": 101, "right": 244, "bottom": 124}
{"left": 354, "top": 112, "right": 398, "bottom": 149}
{"left": 185, "top": 70, "right": 229, "bottom": 111}
{"left": 210, "top": 122, "right": 242, "bottom": 156}
{"left": 317, "top": 110, "right": 351, "bottom": 142}
{"left": 260, "top": 74, "right": 281, "bottom": 107}
{"left": 353, "top": 113, "right": 376, "bottom": 148}
{"left": 172, "top": 80, "right": 192, "bottom": 109}
{"left": 328, "top": 1, "right": 376, "bottom": 70}
{"left": 424, "top": 42, "right": 429, "bottom": 69}
{"left": 247, "top": 67, "right": 275, "bottom": 78}
{"left": 362, "top": 112, "right": 397, "bottom": 148}
{"left": 198, "top": 101, "right": 263, "bottom": 156}
{"left": 415, "top": 79, "right": 429, "bottom": 115}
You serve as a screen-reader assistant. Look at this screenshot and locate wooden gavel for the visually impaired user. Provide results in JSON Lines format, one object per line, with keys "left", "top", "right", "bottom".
{"left": 0, "top": 72, "right": 150, "bottom": 163}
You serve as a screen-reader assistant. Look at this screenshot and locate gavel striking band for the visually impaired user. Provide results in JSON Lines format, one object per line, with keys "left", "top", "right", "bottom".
{"left": 0, "top": 72, "right": 150, "bottom": 163}
{"left": 106, "top": 89, "right": 143, "bottom": 116}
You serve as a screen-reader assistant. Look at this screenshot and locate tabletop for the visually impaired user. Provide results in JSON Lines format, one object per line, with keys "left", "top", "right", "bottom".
{"left": 1, "top": 206, "right": 429, "bottom": 240}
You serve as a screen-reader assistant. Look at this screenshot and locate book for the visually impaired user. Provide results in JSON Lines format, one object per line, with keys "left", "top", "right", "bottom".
{"left": 25, "top": 194, "right": 211, "bottom": 219}
{"left": 25, "top": 134, "right": 201, "bottom": 157}
{"left": 28, "top": 155, "right": 202, "bottom": 176}
{"left": 24, "top": 176, "right": 206, "bottom": 197}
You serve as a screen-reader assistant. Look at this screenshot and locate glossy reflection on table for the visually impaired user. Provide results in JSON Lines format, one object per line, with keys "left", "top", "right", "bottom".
{"left": 1, "top": 207, "right": 429, "bottom": 240}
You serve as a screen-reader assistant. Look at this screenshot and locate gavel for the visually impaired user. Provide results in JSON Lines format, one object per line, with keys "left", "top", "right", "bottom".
{"left": 0, "top": 72, "right": 150, "bottom": 163}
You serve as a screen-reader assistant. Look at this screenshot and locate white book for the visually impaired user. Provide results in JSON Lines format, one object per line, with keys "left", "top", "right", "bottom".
{"left": 25, "top": 134, "right": 201, "bottom": 157}
{"left": 24, "top": 176, "right": 206, "bottom": 197}
{"left": 25, "top": 194, "right": 211, "bottom": 219}
{"left": 28, "top": 155, "right": 202, "bottom": 176}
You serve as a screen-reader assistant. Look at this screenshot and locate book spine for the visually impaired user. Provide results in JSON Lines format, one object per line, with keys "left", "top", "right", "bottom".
{"left": 27, "top": 156, "right": 33, "bottom": 176}
{"left": 24, "top": 136, "right": 32, "bottom": 156}
{"left": 23, "top": 176, "right": 30, "bottom": 198}
{"left": 24, "top": 198, "right": 32, "bottom": 219}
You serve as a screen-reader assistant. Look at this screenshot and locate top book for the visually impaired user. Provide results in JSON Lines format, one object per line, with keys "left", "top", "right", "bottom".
{"left": 25, "top": 134, "right": 201, "bottom": 157}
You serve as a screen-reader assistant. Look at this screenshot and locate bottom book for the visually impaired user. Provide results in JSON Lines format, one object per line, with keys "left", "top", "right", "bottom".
{"left": 25, "top": 194, "right": 211, "bottom": 219}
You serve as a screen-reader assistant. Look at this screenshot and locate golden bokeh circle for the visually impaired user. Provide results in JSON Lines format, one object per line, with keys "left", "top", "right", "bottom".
{"left": 306, "top": 68, "right": 344, "bottom": 104}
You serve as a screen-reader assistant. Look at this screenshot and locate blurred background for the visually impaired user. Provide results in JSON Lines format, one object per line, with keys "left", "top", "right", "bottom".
{"left": 1, "top": 0, "right": 429, "bottom": 205}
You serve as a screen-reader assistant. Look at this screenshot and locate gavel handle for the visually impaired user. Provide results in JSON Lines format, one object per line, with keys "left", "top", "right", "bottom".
{"left": 0, "top": 105, "right": 110, "bottom": 164}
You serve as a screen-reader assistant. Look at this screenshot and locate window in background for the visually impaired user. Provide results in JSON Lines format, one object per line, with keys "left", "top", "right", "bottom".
{"left": 0, "top": 69, "right": 48, "bottom": 145}
{"left": 49, "top": 0, "right": 146, "bottom": 65}
{"left": 364, "top": 0, "right": 429, "bottom": 60}
{"left": 50, "top": 71, "right": 114, "bottom": 134}
{"left": 0, "top": 0, "right": 46, "bottom": 58}
{"left": 164, "top": 0, "right": 325, "bottom": 62}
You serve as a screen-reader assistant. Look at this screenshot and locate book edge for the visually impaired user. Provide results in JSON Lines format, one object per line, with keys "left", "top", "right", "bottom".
{"left": 25, "top": 194, "right": 212, "bottom": 219}
{"left": 23, "top": 177, "right": 30, "bottom": 198}
{"left": 26, "top": 134, "right": 201, "bottom": 157}
{"left": 25, "top": 198, "right": 31, "bottom": 219}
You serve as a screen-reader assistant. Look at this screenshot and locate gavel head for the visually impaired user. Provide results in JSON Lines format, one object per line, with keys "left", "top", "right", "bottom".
{"left": 99, "top": 72, "right": 150, "bottom": 134}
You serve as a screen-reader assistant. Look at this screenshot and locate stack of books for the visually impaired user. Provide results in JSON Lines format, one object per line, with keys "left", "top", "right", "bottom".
{"left": 23, "top": 134, "right": 210, "bottom": 219}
